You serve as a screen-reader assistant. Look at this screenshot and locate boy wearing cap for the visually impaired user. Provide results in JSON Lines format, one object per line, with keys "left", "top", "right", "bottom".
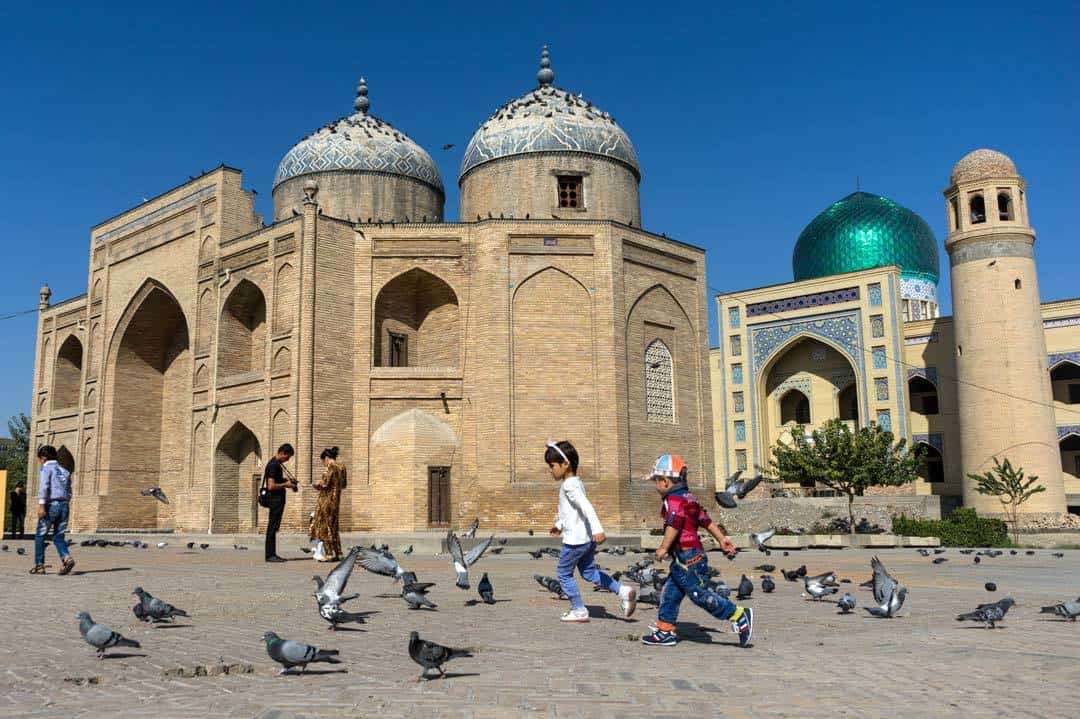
{"left": 642, "top": 454, "right": 754, "bottom": 648}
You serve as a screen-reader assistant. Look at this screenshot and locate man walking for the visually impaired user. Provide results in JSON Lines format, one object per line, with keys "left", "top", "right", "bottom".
{"left": 30, "top": 446, "right": 74, "bottom": 575}
{"left": 263, "top": 443, "right": 296, "bottom": 563}
{"left": 9, "top": 481, "right": 26, "bottom": 538}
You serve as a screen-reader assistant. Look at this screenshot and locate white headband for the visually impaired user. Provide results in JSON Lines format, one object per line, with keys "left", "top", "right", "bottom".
{"left": 546, "top": 440, "right": 570, "bottom": 465}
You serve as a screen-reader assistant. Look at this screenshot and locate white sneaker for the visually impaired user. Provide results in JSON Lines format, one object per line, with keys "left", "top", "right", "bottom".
{"left": 312, "top": 541, "right": 326, "bottom": 561}
{"left": 560, "top": 608, "right": 590, "bottom": 622}
{"left": 618, "top": 584, "right": 638, "bottom": 618}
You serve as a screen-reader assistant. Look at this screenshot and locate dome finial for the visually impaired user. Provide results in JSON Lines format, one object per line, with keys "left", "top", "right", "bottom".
{"left": 537, "top": 44, "right": 555, "bottom": 87}
{"left": 354, "top": 76, "right": 370, "bottom": 114}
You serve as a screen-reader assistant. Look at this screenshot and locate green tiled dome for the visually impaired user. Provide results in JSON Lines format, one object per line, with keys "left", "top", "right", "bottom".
{"left": 792, "top": 191, "right": 939, "bottom": 284}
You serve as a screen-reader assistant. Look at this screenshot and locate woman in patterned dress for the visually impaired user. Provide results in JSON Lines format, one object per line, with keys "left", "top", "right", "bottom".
{"left": 310, "top": 446, "right": 345, "bottom": 561}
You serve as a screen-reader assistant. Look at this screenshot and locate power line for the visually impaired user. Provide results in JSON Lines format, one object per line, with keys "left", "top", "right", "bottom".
{"left": 0, "top": 307, "right": 39, "bottom": 322}
{"left": 709, "top": 284, "right": 1080, "bottom": 421}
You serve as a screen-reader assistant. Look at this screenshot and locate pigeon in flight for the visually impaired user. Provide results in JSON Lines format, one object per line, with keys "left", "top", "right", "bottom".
{"left": 761, "top": 576, "right": 776, "bottom": 593}
{"left": 356, "top": 546, "right": 406, "bottom": 582}
{"left": 313, "top": 546, "right": 362, "bottom": 606}
{"left": 736, "top": 575, "right": 754, "bottom": 600}
{"left": 956, "top": 597, "right": 1016, "bottom": 628}
{"left": 408, "top": 631, "right": 472, "bottom": 681}
{"left": 803, "top": 571, "right": 839, "bottom": 600}
{"left": 477, "top": 572, "right": 496, "bottom": 604}
{"left": 751, "top": 529, "right": 776, "bottom": 553}
{"left": 77, "top": 612, "right": 140, "bottom": 659}
{"left": 1040, "top": 597, "right": 1080, "bottom": 621}
{"left": 534, "top": 574, "right": 567, "bottom": 598}
{"left": 447, "top": 531, "right": 493, "bottom": 589}
{"left": 140, "top": 487, "right": 169, "bottom": 504}
{"left": 864, "top": 556, "right": 906, "bottom": 618}
{"left": 263, "top": 631, "right": 341, "bottom": 674}
{"left": 401, "top": 581, "right": 438, "bottom": 609}
{"left": 132, "top": 587, "right": 189, "bottom": 623}
{"left": 318, "top": 601, "right": 367, "bottom": 630}
{"left": 462, "top": 518, "right": 480, "bottom": 539}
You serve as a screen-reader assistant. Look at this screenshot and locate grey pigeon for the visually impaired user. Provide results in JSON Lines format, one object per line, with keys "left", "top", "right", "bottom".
{"left": 0, "top": 545, "right": 6, "bottom": 551}
{"left": 917, "top": 549, "right": 931, "bottom": 557}
{"left": 199, "top": 543, "right": 209, "bottom": 550}
{"left": 933, "top": 549, "right": 946, "bottom": 554}
{"left": 710, "top": 580, "right": 731, "bottom": 599}
{"left": 447, "top": 531, "right": 493, "bottom": 589}
{"left": 16, "top": 547, "right": 25, "bottom": 556}
{"left": 262, "top": 631, "right": 341, "bottom": 674}
{"left": 528, "top": 550, "right": 544, "bottom": 559}
{"left": 1040, "top": 598, "right": 1080, "bottom": 621}
{"left": 737, "top": 575, "right": 753, "bottom": 600}
{"left": 974, "top": 556, "right": 981, "bottom": 564}
{"left": 477, "top": 572, "right": 495, "bottom": 604}
{"left": 318, "top": 601, "right": 367, "bottom": 630}
{"left": 865, "top": 585, "right": 907, "bottom": 618}
{"left": 534, "top": 574, "right": 567, "bottom": 598}
{"left": 139, "top": 487, "right": 169, "bottom": 504}
{"left": 956, "top": 597, "right": 1016, "bottom": 628}
{"left": 864, "top": 556, "right": 906, "bottom": 618}
{"left": 837, "top": 593, "right": 856, "bottom": 613}
{"left": 932, "top": 557, "right": 948, "bottom": 564}
{"left": 462, "top": 518, "right": 480, "bottom": 539}
{"left": 401, "top": 581, "right": 438, "bottom": 609}
{"left": 1052, "top": 552, "right": 1065, "bottom": 558}
{"left": 408, "top": 631, "right": 472, "bottom": 680}
{"left": 132, "top": 587, "right": 189, "bottom": 622}
{"left": 751, "top": 529, "right": 776, "bottom": 552}
{"left": 985, "top": 582, "right": 997, "bottom": 592}
{"left": 1025, "top": 550, "right": 1035, "bottom": 556}
{"left": 356, "top": 546, "right": 405, "bottom": 582}
{"left": 726, "top": 472, "right": 763, "bottom": 499}
{"left": 754, "top": 564, "right": 775, "bottom": 572}
{"left": 761, "top": 576, "right": 776, "bottom": 593}
{"left": 804, "top": 571, "right": 839, "bottom": 600}
{"left": 186, "top": 541, "right": 195, "bottom": 549}
{"left": 313, "top": 546, "right": 362, "bottom": 606}
{"left": 77, "top": 612, "right": 140, "bottom": 659}
{"left": 402, "top": 545, "right": 414, "bottom": 555}
{"left": 715, "top": 490, "right": 738, "bottom": 509}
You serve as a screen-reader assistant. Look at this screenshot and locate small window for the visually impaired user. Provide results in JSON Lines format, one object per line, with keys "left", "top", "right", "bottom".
{"left": 730, "top": 334, "right": 742, "bottom": 357}
{"left": 950, "top": 196, "right": 960, "bottom": 230}
{"left": 1014, "top": 278, "right": 1022, "bottom": 290}
{"left": 970, "top": 194, "right": 986, "bottom": 224}
{"left": 389, "top": 331, "right": 408, "bottom": 367}
{"left": 427, "top": 466, "right": 451, "bottom": 526}
{"left": 998, "top": 191, "right": 1014, "bottom": 221}
{"left": 1070, "top": 384, "right": 1080, "bottom": 404}
{"left": 902, "top": 299, "right": 911, "bottom": 322}
{"left": 957, "top": 344, "right": 963, "bottom": 357}
{"left": 735, "top": 449, "right": 747, "bottom": 472}
{"left": 557, "top": 176, "right": 582, "bottom": 209}
{"left": 919, "top": 300, "right": 928, "bottom": 319}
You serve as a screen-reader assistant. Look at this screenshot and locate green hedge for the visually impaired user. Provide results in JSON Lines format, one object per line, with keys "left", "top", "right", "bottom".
{"left": 892, "top": 508, "right": 1010, "bottom": 547}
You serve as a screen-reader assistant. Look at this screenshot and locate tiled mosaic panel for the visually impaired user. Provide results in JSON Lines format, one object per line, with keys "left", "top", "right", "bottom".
{"left": 871, "top": 314, "right": 884, "bottom": 338}
{"left": 868, "top": 283, "right": 883, "bottom": 306}
{"left": 872, "top": 346, "right": 887, "bottom": 370}
{"left": 732, "top": 363, "right": 743, "bottom": 385}
{"left": 734, "top": 421, "right": 746, "bottom": 442}
{"left": 875, "top": 377, "right": 889, "bottom": 401}
{"left": 732, "top": 391, "right": 744, "bottom": 413}
{"left": 645, "top": 340, "right": 674, "bottom": 424}
{"left": 745, "top": 286, "right": 859, "bottom": 317}
{"left": 750, "top": 314, "right": 860, "bottom": 368}
{"left": 876, "top": 410, "right": 891, "bottom": 432}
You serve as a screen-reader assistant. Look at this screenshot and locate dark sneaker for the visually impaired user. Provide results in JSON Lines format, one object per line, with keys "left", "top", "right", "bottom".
{"left": 266, "top": 556, "right": 286, "bottom": 563}
{"left": 732, "top": 607, "right": 753, "bottom": 647}
{"left": 641, "top": 629, "right": 677, "bottom": 646}
{"left": 58, "top": 557, "right": 76, "bottom": 575}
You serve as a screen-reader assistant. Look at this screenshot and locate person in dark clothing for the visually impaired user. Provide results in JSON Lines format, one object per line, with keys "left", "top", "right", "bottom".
{"left": 263, "top": 444, "right": 296, "bottom": 562}
{"left": 9, "top": 482, "right": 26, "bottom": 538}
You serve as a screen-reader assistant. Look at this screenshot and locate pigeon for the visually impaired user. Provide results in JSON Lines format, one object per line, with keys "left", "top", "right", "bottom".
{"left": 959, "top": 549, "right": 974, "bottom": 555}
{"left": 16, "top": 547, "right": 25, "bottom": 556}
{"left": 402, "top": 545, "right": 414, "bottom": 555}
{"left": 1052, "top": 552, "right": 1065, "bottom": 558}
{"left": 837, "top": 593, "right": 856, "bottom": 613}
{"left": 783, "top": 551, "right": 789, "bottom": 556}
{"left": 804, "top": 572, "right": 839, "bottom": 600}
{"left": 477, "top": 572, "right": 495, "bottom": 604}
{"left": 528, "top": 550, "right": 544, "bottom": 559}
{"left": 462, "top": 518, "right": 480, "bottom": 539}
{"left": 497, "top": 538, "right": 508, "bottom": 546}
{"left": 300, "top": 547, "right": 312, "bottom": 554}
{"left": 77, "top": 612, "right": 140, "bottom": 659}
{"left": 0, "top": 545, "right": 6, "bottom": 552}
{"left": 132, "top": 587, "right": 190, "bottom": 622}
{"left": 956, "top": 597, "right": 1016, "bottom": 628}
{"left": 1025, "top": 550, "right": 1035, "bottom": 556}
{"left": 974, "top": 556, "right": 981, "bottom": 564}
{"left": 534, "top": 574, "right": 567, "bottom": 598}
{"left": 356, "top": 546, "right": 405, "bottom": 582}
{"left": 139, "top": 487, "right": 169, "bottom": 504}
{"left": 319, "top": 601, "right": 367, "bottom": 630}
{"left": 726, "top": 471, "right": 763, "bottom": 499}
{"left": 156, "top": 542, "right": 168, "bottom": 549}
{"left": 781, "top": 566, "right": 804, "bottom": 582}
{"left": 754, "top": 564, "right": 776, "bottom": 573}
{"left": 1040, "top": 598, "right": 1080, "bottom": 621}
{"left": 985, "top": 582, "right": 997, "bottom": 592}
{"left": 1009, "top": 550, "right": 1018, "bottom": 555}
{"left": 864, "top": 556, "right": 906, "bottom": 618}
{"left": 408, "top": 631, "right": 472, "bottom": 680}
{"left": 186, "top": 542, "right": 195, "bottom": 549}
{"left": 262, "top": 631, "right": 341, "bottom": 674}
{"left": 932, "top": 558, "right": 948, "bottom": 564}
{"left": 761, "top": 576, "right": 775, "bottom": 593}
{"left": 751, "top": 529, "right": 775, "bottom": 553}
{"left": 199, "top": 543, "right": 209, "bottom": 550}
{"left": 737, "top": 575, "right": 754, "bottom": 600}
{"left": 917, "top": 549, "right": 931, "bottom": 557}
{"left": 401, "top": 581, "right": 438, "bottom": 609}
{"left": 313, "top": 546, "right": 362, "bottom": 606}
{"left": 447, "top": 531, "right": 493, "bottom": 589}
{"left": 710, "top": 580, "right": 731, "bottom": 599}
{"left": 714, "top": 490, "right": 738, "bottom": 509}
{"left": 933, "top": 549, "right": 947, "bottom": 555}
{"left": 528, "top": 529, "right": 534, "bottom": 536}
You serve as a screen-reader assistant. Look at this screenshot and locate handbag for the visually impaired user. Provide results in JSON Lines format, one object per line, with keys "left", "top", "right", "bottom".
{"left": 257, "top": 472, "right": 270, "bottom": 508}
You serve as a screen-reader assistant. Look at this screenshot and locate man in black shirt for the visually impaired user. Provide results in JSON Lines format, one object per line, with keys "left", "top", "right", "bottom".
{"left": 263, "top": 444, "right": 296, "bottom": 562}
{"left": 9, "top": 482, "right": 27, "bottom": 538}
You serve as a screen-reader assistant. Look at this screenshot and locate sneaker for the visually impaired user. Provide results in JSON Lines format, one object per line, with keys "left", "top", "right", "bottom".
{"left": 618, "top": 585, "right": 638, "bottom": 618}
{"left": 266, "top": 556, "right": 286, "bottom": 563}
{"left": 732, "top": 607, "right": 753, "bottom": 648}
{"left": 641, "top": 628, "right": 677, "bottom": 646}
{"left": 560, "top": 608, "right": 590, "bottom": 622}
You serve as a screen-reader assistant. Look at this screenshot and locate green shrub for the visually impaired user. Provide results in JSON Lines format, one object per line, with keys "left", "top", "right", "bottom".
{"left": 892, "top": 508, "right": 1010, "bottom": 547}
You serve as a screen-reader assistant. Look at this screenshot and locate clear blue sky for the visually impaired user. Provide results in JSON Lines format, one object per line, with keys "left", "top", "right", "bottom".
{"left": 1, "top": 0, "right": 1077, "bottom": 435}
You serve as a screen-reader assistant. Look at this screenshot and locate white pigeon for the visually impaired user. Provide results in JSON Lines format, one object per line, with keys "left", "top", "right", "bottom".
{"left": 313, "top": 546, "right": 361, "bottom": 606}
{"left": 751, "top": 529, "right": 776, "bottom": 552}
{"left": 447, "top": 531, "right": 493, "bottom": 589}
{"left": 156, "top": 542, "right": 168, "bottom": 549}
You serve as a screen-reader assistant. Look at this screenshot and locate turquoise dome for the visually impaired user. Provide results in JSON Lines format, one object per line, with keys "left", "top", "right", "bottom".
{"left": 792, "top": 191, "right": 939, "bottom": 285}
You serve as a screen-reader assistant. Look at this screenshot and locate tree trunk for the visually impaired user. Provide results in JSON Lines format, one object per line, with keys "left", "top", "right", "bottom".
{"left": 848, "top": 493, "right": 856, "bottom": 535}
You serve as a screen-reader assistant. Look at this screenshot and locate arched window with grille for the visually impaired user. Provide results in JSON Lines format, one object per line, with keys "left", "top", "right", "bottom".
{"left": 645, "top": 339, "right": 675, "bottom": 424}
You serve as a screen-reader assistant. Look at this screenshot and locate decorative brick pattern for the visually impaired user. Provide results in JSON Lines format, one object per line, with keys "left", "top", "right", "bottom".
{"left": 645, "top": 339, "right": 675, "bottom": 424}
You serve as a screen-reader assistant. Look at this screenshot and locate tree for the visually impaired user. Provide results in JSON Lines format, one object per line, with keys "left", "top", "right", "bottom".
{"left": 770, "top": 418, "right": 923, "bottom": 533}
{"left": 968, "top": 457, "right": 1045, "bottom": 545}
{"left": 2, "top": 413, "right": 31, "bottom": 492}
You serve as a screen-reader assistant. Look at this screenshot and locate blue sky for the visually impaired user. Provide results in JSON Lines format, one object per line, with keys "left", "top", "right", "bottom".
{"left": 1, "top": 0, "right": 1077, "bottom": 434}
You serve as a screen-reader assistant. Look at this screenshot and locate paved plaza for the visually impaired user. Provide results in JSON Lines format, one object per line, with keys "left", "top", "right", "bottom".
{"left": 1, "top": 538, "right": 1078, "bottom": 719}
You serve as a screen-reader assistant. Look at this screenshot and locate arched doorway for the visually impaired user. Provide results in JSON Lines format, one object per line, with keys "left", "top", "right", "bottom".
{"left": 779, "top": 389, "right": 811, "bottom": 424}
{"left": 104, "top": 282, "right": 190, "bottom": 528}
{"left": 838, "top": 382, "right": 858, "bottom": 422}
{"left": 916, "top": 443, "right": 945, "bottom": 484}
{"left": 53, "top": 336, "right": 83, "bottom": 409}
{"left": 909, "top": 376, "right": 940, "bottom": 415}
{"left": 1061, "top": 434, "right": 1080, "bottom": 488}
{"left": 373, "top": 269, "right": 460, "bottom": 368}
{"left": 218, "top": 280, "right": 267, "bottom": 378}
{"left": 370, "top": 409, "right": 458, "bottom": 530}
{"left": 1051, "top": 362, "right": 1080, "bottom": 405}
{"left": 213, "top": 422, "right": 261, "bottom": 533}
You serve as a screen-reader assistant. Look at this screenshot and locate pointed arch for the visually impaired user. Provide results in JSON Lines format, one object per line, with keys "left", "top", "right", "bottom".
{"left": 199, "top": 235, "right": 214, "bottom": 262}
{"left": 909, "top": 375, "right": 940, "bottom": 415}
{"left": 915, "top": 441, "right": 945, "bottom": 483}
{"left": 194, "top": 363, "right": 209, "bottom": 387}
{"left": 212, "top": 421, "right": 261, "bottom": 532}
{"left": 191, "top": 420, "right": 208, "bottom": 490}
{"left": 272, "top": 408, "right": 291, "bottom": 449}
{"left": 218, "top": 279, "right": 266, "bottom": 377}
{"left": 53, "top": 334, "right": 84, "bottom": 409}
{"left": 81, "top": 435, "right": 95, "bottom": 495}
{"left": 196, "top": 287, "right": 214, "bottom": 354}
{"left": 644, "top": 339, "right": 675, "bottom": 424}
{"left": 91, "top": 278, "right": 103, "bottom": 300}
{"left": 1050, "top": 360, "right": 1080, "bottom": 405}
{"left": 272, "top": 345, "right": 291, "bottom": 374}
{"left": 374, "top": 267, "right": 459, "bottom": 368}
{"left": 38, "top": 336, "right": 50, "bottom": 384}
{"left": 273, "top": 262, "right": 296, "bottom": 334}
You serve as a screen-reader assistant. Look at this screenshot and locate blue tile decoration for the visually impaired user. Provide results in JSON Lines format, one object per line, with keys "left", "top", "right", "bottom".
{"left": 1048, "top": 352, "right": 1080, "bottom": 371}
{"left": 904, "top": 333, "right": 938, "bottom": 346}
{"left": 912, "top": 433, "right": 944, "bottom": 453}
{"left": 751, "top": 314, "right": 860, "bottom": 369}
{"left": 774, "top": 376, "right": 812, "bottom": 396}
{"left": 875, "top": 377, "right": 889, "bottom": 401}
{"left": 732, "top": 363, "right": 743, "bottom": 385}
{"left": 876, "top": 410, "right": 891, "bottom": 432}
{"left": 729, "top": 307, "right": 740, "bottom": 328}
{"left": 872, "top": 346, "right": 887, "bottom": 370}
{"left": 732, "top": 391, "right": 744, "bottom": 413}
{"left": 1045, "top": 316, "right": 1080, "bottom": 329}
{"left": 870, "top": 314, "right": 884, "bottom": 338}
{"left": 899, "top": 277, "right": 938, "bottom": 303}
{"left": 906, "top": 367, "right": 938, "bottom": 385}
{"left": 1058, "top": 425, "right": 1080, "bottom": 441}
{"left": 868, "top": 283, "right": 882, "bottom": 307}
{"left": 734, "top": 421, "right": 746, "bottom": 442}
{"left": 745, "top": 286, "right": 859, "bottom": 317}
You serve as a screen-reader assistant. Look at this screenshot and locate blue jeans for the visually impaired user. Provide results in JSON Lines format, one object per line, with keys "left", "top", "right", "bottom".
{"left": 658, "top": 548, "right": 737, "bottom": 626}
{"left": 557, "top": 542, "right": 620, "bottom": 610}
{"left": 35, "top": 501, "right": 71, "bottom": 566}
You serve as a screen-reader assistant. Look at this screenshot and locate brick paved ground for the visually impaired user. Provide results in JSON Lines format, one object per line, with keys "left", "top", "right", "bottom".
{"left": 1, "top": 538, "right": 1078, "bottom": 718}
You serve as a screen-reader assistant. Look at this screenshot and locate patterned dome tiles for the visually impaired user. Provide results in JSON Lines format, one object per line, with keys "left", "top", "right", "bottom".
{"left": 950, "top": 149, "right": 1018, "bottom": 185}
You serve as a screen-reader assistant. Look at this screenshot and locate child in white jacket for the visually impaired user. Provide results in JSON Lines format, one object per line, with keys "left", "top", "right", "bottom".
{"left": 546, "top": 440, "right": 637, "bottom": 622}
